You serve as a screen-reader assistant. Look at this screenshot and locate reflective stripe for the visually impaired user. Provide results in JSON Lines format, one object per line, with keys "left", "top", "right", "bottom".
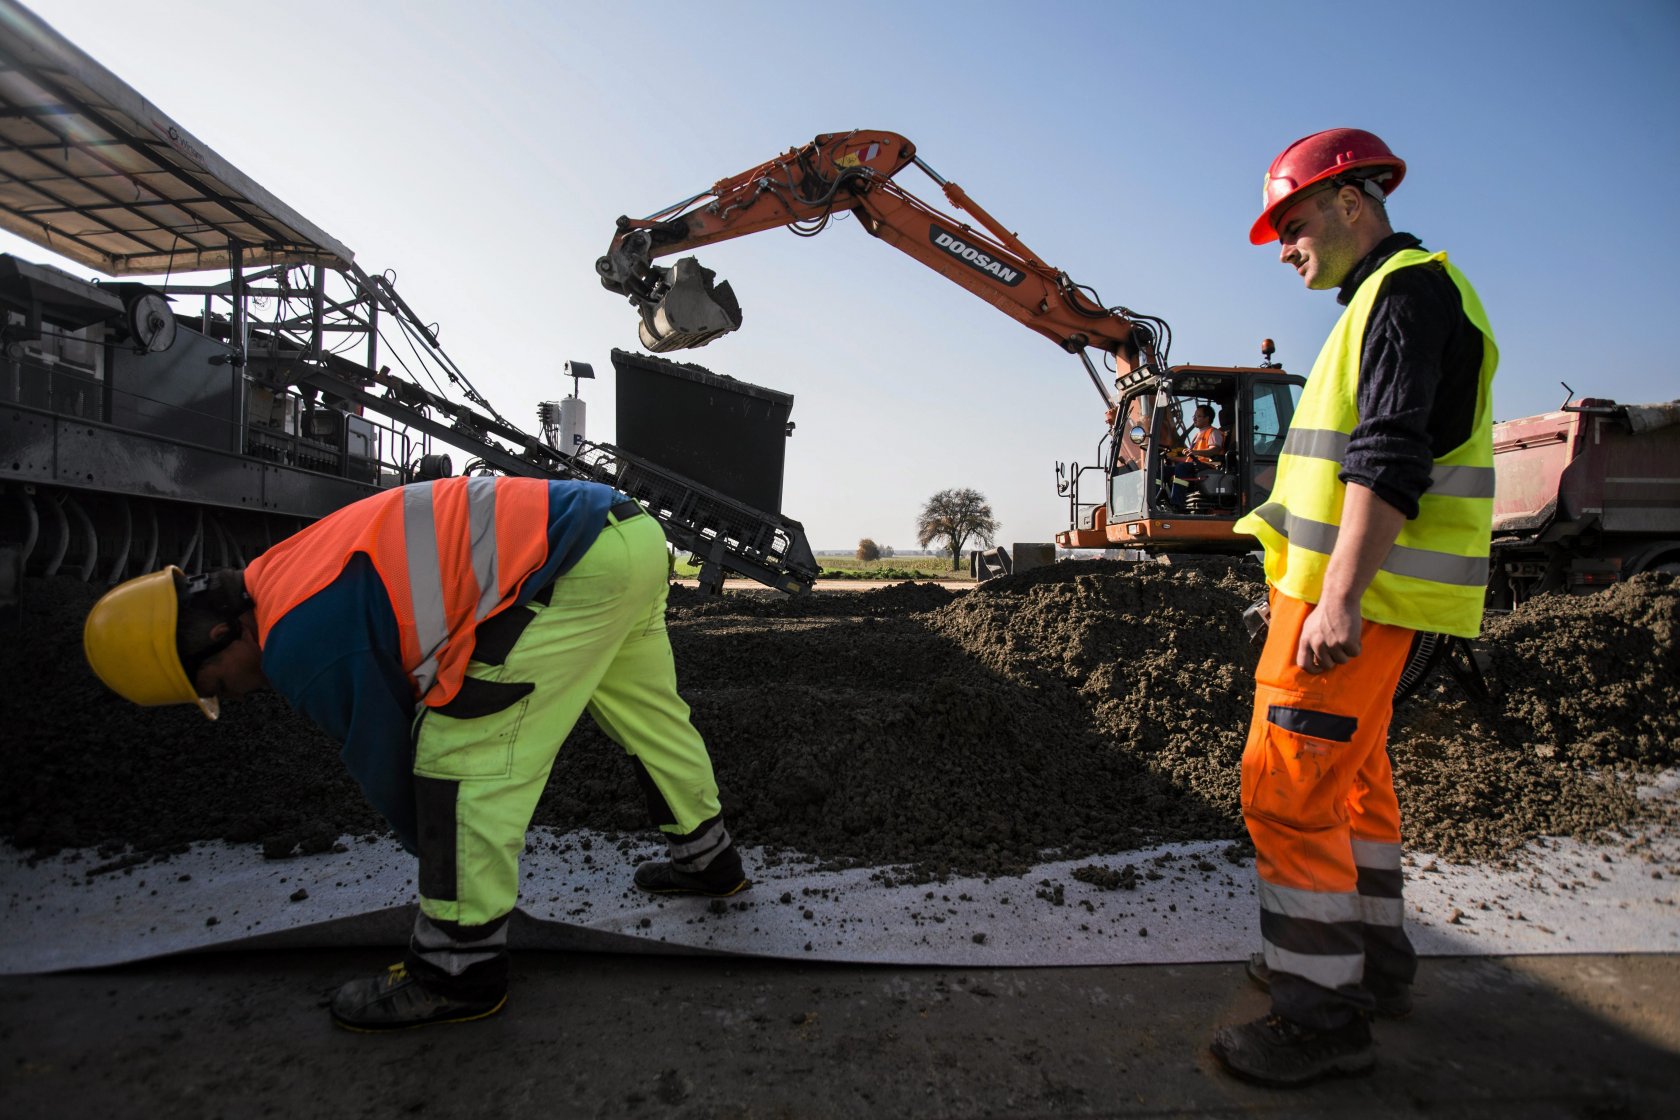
{"left": 1251, "top": 503, "right": 1336, "bottom": 554}
{"left": 1263, "top": 942, "right": 1364, "bottom": 990}
{"left": 1281, "top": 427, "right": 1349, "bottom": 462}
{"left": 1249, "top": 503, "right": 1488, "bottom": 587}
{"left": 1385, "top": 541, "right": 1488, "bottom": 586}
{"left": 1359, "top": 895, "right": 1405, "bottom": 928}
{"left": 1279, "top": 430, "right": 1494, "bottom": 500}
{"left": 465, "top": 476, "right": 501, "bottom": 621}
{"left": 404, "top": 482, "right": 447, "bottom": 696}
{"left": 1352, "top": 838, "right": 1403, "bottom": 871}
{"left": 1429, "top": 464, "right": 1496, "bottom": 499}
{"left": 411, "top": 912, "right": 508, "bottom": 977}
{"left": 1258, "top": 878, "right": 1362, "bottom": 924}
{"left": 668, "top": 819, "right": 730, "bottom": 868}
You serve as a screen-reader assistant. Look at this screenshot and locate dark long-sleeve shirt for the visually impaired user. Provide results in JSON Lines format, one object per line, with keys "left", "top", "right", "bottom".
{"left": 1335, "top": 232, "right": 1483, "bottom": 518}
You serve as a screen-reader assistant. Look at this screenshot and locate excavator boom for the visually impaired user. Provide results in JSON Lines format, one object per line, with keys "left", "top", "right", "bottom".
{"left": 597, "top": 130, "right": 1160, "bottom": 383}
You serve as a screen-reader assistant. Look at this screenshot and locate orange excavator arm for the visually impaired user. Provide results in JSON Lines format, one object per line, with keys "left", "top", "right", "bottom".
{"left": 596, "top": 130, "right": 1169, "bottom": 402}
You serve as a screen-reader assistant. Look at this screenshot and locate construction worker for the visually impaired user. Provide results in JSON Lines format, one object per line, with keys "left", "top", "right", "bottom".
{"left": 1186, "top": 404, "right": 1226, "bottom": 464}
{"left": 1166, "top": 404, "right": 1226, "bottom": 509}
{"left": 1213, "top": 129, "right": 1497, "bottom": 1085}
{"left": 82, "top": 476, "right": 747, "bottom": 1031}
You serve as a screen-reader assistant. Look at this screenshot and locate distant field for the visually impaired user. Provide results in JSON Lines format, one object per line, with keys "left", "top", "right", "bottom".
{"left": 813, "top": 555, "right": 969, "bottom": 581}
{"left": 671, "top": 553, "right": 970, "bottom": 582}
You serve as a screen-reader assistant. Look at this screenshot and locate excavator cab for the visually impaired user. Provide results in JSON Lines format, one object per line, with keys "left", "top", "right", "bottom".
{"left": 1056, "top": 364, "right": 1303, "bottom": 553}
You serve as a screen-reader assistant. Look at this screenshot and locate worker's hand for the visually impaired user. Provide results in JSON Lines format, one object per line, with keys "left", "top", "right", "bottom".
{"left": 1104, "top": 406, "right": 1118, "bottom": 426}
{"left": 1296, "top": 594, "right": 1362, "bottom": 673}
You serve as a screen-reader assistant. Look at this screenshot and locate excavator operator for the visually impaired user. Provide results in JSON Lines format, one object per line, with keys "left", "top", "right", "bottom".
{"left": 1163, "top": 403, "right": 1226, "bottom": 509}
{"left": 82, "top": 476, "right": 749, "bottom": 1031}
{"left": 1210, "top": 128, "right": 1497, "bottom": 1086}
{"left": 1185, "top": 404, "right": 1227, "bottom": 465}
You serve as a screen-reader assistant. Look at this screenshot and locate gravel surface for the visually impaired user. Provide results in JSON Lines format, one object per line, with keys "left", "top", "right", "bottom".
{"left": 4, "top": 562, "right": 1676, "bottom": 877}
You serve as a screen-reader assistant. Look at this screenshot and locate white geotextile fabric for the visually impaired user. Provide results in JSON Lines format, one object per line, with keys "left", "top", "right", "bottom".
{"left": 4, "top": 776, "right": 1678, "bottom": 975}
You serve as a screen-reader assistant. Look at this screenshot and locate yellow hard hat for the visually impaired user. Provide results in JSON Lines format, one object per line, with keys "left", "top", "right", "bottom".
{"left": 82, "top": 567, "right": 219, "bottom": 720}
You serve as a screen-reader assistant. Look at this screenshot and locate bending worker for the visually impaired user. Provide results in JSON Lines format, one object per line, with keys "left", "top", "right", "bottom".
{"left": 1212, "top": 128, "right": 1496, "bottom": 1086}
{"left": 82, "top": 477, "right": 747, "bottom": 1031}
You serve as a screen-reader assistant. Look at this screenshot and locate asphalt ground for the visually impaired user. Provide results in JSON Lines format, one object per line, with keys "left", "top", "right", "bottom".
{"left": 2, "top": 950, "right": 1675, "bottom": 1119}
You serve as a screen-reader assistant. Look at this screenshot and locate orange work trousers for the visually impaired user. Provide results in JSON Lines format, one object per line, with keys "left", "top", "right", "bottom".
{"left": 1241, "top": 589, "right": 1418, "bottom": 1028}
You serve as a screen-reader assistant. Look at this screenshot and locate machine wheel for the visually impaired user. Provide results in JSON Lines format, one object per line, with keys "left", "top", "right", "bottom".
{"left": 1393, "top": 632, "right": 1448, "bottom": 705}
{"left": 1393, "top": 632, "right": 1491, "bottom": 706}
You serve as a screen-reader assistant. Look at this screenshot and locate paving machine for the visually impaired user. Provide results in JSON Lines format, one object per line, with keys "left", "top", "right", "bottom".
{"left": 0, "top": 0, "right": 818, "bottom": 608}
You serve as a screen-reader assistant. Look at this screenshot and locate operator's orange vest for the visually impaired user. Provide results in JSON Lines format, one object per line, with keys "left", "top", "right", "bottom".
{"left": 1190, "top": 427, "right": 1223, "bottom": 453}
{"left": 242, "top": 477, "right": 553, "bottom": 707}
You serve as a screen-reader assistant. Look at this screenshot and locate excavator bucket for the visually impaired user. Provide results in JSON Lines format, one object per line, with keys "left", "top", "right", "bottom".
{"left": 636, "top": 257, "right": 743, "bottom": 352}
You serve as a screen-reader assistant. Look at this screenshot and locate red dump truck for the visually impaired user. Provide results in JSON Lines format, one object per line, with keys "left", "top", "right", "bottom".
{"left": 1488, "top": 396, "right": 1680, "bottom": 609}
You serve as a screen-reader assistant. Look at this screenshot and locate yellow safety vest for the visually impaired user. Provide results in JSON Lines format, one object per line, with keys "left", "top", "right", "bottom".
{"left": 1234, "top": 248, "right": 1498, "bottom": 638}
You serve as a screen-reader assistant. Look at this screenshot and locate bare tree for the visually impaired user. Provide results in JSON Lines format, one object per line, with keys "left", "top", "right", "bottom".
{"left": 917, "top": 488, "right": 999, "bottom": 570}
{"left": 856, "top": 538, "right": 881, "bottom": 562}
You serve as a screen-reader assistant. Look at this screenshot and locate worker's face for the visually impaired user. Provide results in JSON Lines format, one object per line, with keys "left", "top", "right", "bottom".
{"left": 193, "top": 622, "right": 267, "bottom": 703}
{"left": 1193, "top": 408, "right": 1213, "bottom": 429}
{"left": 1275, "top": 186, "right": 1362, "bottom": 290}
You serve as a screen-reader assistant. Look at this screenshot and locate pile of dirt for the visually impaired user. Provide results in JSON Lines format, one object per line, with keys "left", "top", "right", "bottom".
{"left": 3, "top": 563, "right": 1675, "bottom": 877}
{"left": 1390, "top": 576, "right": 1680, "bottom": 861}
{"left": 1, "top": 579, "right": 384, "bottom": 858}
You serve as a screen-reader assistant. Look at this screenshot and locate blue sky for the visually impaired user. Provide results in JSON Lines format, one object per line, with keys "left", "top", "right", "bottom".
{"left": 10, "top": 0, "right": 1678, "bottom": 550}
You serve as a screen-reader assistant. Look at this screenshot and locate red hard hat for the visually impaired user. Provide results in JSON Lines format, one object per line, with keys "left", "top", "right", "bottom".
{"left": 1248, "top": 128, "right": 1405, "bottom": 245}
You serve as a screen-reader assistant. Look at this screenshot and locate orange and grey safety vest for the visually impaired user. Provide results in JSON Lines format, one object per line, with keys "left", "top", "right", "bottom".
{"left": 1190, "top": 426, "right": 1224, "bottom": 455}
{"left": 243, "top": 477, "right": 554, "bottom": 707}
{"left": 1233, "top": 248, "right": 1498, "bottom": 638}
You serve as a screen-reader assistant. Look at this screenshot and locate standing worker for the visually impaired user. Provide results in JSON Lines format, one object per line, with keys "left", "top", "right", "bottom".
{"left": 82, "top": 477, "right": 748, "bottom": 1031}
{"left": 1214, "top": 128, "right": 1497, "bottom": 1085}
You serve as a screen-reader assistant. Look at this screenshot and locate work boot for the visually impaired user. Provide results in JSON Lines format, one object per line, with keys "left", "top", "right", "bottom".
{"left": 634, "top": 843, "right": 748, "bottom": 897}
{"left": 1210, "top": 1013, "right": 1375, "bottom": 1087}
{"left": 1246, "top": 952, "right": 1413, "bottom": 1018}
{"left": 330, "top": 962, "right": 507, "bottom": 1032}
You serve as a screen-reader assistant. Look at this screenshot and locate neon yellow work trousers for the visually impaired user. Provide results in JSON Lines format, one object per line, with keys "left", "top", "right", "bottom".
{"left": 410, "top": 508, "right": 720, "bottom": 930}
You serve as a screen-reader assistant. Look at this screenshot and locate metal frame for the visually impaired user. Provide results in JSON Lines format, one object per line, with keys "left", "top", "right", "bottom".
{"left": 0, "top": 0, "right": 818, "bottom": 595}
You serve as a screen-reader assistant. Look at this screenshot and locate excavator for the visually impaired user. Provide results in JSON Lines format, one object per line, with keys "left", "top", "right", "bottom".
{"left": 596, "top": 129, "right": 1308, "bottom": 556}
{"left": 595, "top": 129, "right": 1504, "bottom": 702}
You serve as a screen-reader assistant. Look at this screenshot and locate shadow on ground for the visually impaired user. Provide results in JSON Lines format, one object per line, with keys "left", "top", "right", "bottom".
{"left": 2, "top": 951, "right": 1674, "bottom": 1118}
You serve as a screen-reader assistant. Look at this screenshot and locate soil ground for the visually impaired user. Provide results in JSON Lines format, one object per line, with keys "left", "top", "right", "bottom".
{"left": 7, "top": 560, "right": 1675, "bottom": 877}
{"left": 3, "top": 950, "right": 1675, "bottom": 1118}
{"left": 4, "top": 563, "right": 1677, "bottom": 1114}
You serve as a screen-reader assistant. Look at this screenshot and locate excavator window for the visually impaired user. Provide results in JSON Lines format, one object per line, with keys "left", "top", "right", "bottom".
{"left": 1249, "top": 381, "right": 1298, "bottom": 459}
{"left": 1247, "top": 378, "right": 1303, "bottom": 500}
{"left": 1115, "top": 392, "right": 1150, "bottom": 471}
